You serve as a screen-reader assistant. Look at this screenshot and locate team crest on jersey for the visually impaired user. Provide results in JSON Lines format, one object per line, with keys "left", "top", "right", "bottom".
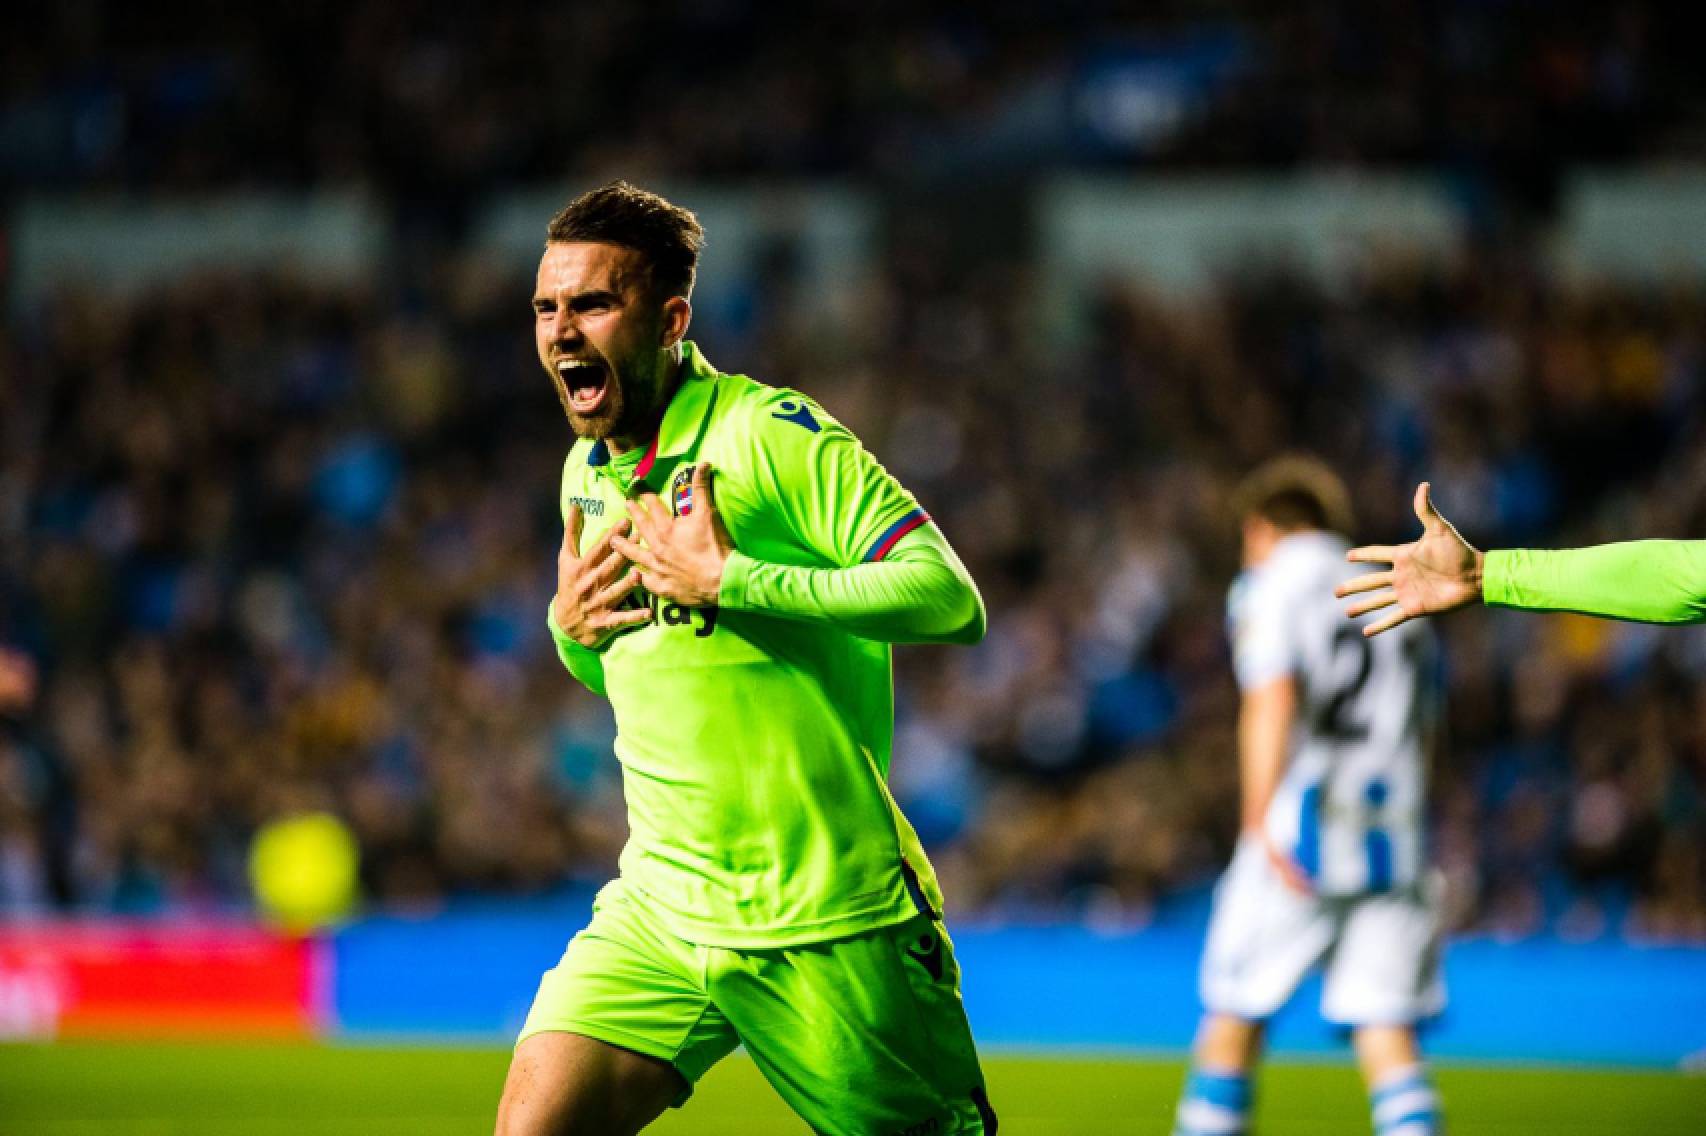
{"left": 671, "top": 465, "right": 695, "bottom": 516}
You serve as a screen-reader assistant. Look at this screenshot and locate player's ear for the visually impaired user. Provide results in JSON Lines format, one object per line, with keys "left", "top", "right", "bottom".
{"left": 659, "top": 295, "right": 692, "bottom": 349}
{"left": 1240, "top": 514, "right": 1277, "bottom": 568}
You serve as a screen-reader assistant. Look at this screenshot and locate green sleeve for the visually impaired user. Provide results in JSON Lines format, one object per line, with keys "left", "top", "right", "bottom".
{"left": 742, "top": 389, "right": 928, "bottom": 568}
{"left": 1484, "top": 541, "right": 1706, "bottom": 625}
{"left": 719, "top": 522, "right": 986, "bottom": 644}
{"left": 724, "top": 389, "right": 984, "bottom": 643}
{"left": 546, "top": 603, "right": 607, "bottom": 694}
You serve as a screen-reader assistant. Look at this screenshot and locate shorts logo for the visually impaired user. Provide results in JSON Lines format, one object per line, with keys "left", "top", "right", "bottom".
{"left": 670, "top": 466, "right": 694, "bottom": 516}
{"left": 771, "top": 400, "right": 821, "bottom": 433}
{"left": 904, "top": 933, "right": 944, "bottom": 982}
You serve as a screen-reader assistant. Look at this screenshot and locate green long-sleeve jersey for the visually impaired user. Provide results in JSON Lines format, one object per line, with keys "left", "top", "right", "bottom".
{"left": 1485, "top": 540, "right": 1706, "bottom": 624}
{"left": 546, "top": 342, "right": 984, "bottom": 948}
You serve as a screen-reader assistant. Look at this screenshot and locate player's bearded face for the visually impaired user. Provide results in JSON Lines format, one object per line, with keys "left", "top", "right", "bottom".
{"left": 534, "top": 241, "right": 675, "bottom": 442}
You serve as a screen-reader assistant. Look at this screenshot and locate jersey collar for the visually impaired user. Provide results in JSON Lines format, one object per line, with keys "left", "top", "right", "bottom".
{"left": 585, "top": 341, "right": 719, "bottom": 483}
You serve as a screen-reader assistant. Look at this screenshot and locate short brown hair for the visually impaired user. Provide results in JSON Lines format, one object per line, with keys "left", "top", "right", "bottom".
{"left": 1231, "top": 454, "right": 1355, "bottom": 537}
{"left": 547, "top": 181, "right": 705, "bottom": 300}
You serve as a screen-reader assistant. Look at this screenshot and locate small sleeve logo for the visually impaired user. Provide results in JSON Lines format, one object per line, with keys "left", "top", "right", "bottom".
{"left": 771, "top": 400, "right": 821, "bottom": 433}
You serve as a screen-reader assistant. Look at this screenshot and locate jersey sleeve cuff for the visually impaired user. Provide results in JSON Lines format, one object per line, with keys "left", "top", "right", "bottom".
{"left": 1233, "top": 660, "right": 1293, "bottom": 691}
{"left": 546, "top": 602, "right": 609, "bottom": 693}
{"left": 1482, "top": 548, "right": 1518, "bottom": 608}
{"left": 717, "top": 549, "right": 756, "bottom": 611}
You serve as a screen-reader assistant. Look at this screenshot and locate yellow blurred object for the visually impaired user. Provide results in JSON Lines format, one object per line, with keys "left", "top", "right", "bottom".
{"left": 248, "top": 811, "right": 361, "bottom": 933}
{"left": 1606, "top": 332, "right": 1664, "bottom": 405}
{"left": 1549, "top": 613, "right": 1613, "bottom": 667}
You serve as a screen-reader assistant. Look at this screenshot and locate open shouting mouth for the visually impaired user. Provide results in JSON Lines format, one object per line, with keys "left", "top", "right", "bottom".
{"left": 558, "top": 359, "right": 610, "bottom": 415}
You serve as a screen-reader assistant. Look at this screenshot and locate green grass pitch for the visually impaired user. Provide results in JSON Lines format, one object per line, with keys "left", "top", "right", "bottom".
{"left": 0, "top": 1042, "right": 1700, "bottom": 1134}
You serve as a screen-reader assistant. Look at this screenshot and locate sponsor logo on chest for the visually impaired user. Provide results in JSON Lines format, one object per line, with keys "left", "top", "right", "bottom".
{"left": 653, "top": 595, "right": 718, "bottom": 638}
{"left": 615, "top": 585, "right": 719, "bottom": 639}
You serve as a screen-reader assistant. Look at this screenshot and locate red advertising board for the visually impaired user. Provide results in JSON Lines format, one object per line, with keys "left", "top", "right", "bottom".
{"left": 0, "top": 922, "right": 323, "bottom": 1039}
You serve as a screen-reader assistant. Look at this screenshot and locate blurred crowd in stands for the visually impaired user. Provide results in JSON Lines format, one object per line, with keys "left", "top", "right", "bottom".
{"left": 4, "top": 1, "right": 1697, "bottom": 196}
{"left": 1, "top": 228, "right": 1702, "bottom": 941}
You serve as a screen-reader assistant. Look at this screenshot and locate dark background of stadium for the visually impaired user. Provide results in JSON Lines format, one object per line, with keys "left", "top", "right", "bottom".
{"left": 2, "top": 0, "right": 1703, "bottom": 951}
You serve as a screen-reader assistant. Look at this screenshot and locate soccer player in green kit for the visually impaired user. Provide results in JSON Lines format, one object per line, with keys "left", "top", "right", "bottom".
{"left": 493, "top": 182, "right": 996, "bottom": 1136}
{"left": 1337, "top": 482, "right": 1705, "bottom": 631}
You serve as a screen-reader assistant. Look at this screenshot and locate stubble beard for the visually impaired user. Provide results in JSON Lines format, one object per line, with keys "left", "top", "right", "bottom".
{"left": 563, "top": 375, "right": 627, "bottom": 440}
{"left": 555, "top": 358, "right": 663, "bottom": 444}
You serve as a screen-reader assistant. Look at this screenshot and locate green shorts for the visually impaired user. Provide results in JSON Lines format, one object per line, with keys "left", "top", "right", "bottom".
{"left": 519, "top": 879, "right": 996, "bottom": 1135}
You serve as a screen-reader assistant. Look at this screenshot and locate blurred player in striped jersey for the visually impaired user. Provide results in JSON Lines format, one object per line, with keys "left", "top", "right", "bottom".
{"left": 1173, "top": 457, "right": 1444, "bottom": 1136}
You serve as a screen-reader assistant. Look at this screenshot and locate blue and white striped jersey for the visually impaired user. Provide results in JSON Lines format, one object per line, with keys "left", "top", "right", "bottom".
{"left": 1228, "top": 531, "right": 1438, "bottom": 895}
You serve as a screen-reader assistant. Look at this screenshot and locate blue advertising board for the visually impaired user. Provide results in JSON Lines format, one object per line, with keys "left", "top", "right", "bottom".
{"left": 330, "top": 892, "right": 1706, "bottom": 1067}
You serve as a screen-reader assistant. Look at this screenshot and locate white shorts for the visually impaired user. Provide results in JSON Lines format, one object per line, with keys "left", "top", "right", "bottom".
{"left": 1199, "top": 839, "right": 1445, "bottom": 1027}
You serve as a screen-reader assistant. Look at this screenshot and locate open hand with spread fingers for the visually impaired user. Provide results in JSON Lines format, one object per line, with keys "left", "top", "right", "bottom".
{"left": 551, "top": 506, "right": 652, "bottom": 647}
{"left": 611, "top": 462, "right": 733, "bottom": 608}
{"left": 1336, "top": 482, "right": 1485, "bottom": 637}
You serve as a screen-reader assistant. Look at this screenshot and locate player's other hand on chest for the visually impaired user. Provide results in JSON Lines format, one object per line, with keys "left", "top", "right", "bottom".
{"left": 612, "top": 462, "right": 732, "bottom": 608}
{"left": 552, "top": 505, "right": 654, "bottom": 648}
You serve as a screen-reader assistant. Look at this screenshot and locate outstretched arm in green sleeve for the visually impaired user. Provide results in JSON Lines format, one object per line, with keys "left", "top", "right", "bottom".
{"left": 1484, "top": 541, "right": 1706, "bottom": 624}
{"left": 1335, "top": 482, "right": 1706, "bottom": 633}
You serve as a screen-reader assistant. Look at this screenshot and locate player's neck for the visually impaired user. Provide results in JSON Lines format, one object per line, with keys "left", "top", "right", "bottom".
{"left": 605, "top": 352, "right": 685, "bottom": 456}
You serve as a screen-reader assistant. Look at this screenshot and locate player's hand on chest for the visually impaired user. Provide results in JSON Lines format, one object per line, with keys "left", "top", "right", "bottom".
{"left": 610, "top": 461, "right": 733, "bottom": 609}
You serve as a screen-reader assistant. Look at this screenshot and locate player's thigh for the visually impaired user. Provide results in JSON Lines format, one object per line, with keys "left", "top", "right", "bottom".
{"left": 1200, "top": 839, "right": 1335, "bottom": 1019}
{"left": 714, "top": 915, "right": 996, "bottom": 1136}
{"left": 1320, "top": 883, "right": 1445, "bottom": 1027}
{"left": 512, "top": 885, "right": 740, "bottom": 1122}
{"left": 496, "top": 1030, "right": 682, "bottom": 1136}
